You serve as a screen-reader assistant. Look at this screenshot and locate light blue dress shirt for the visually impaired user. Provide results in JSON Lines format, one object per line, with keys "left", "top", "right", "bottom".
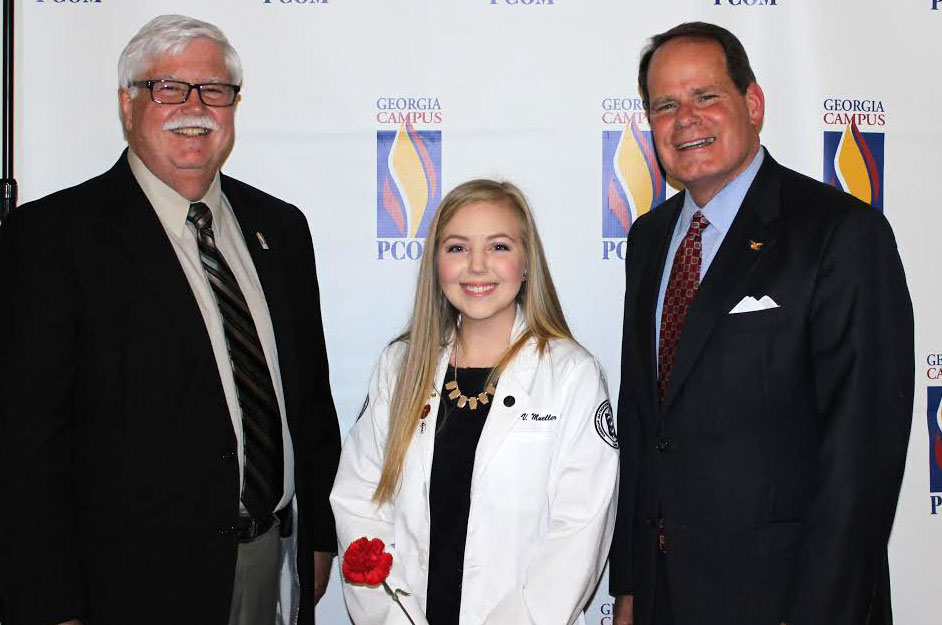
{"left": 654, "top": 147, "right": 766, "bottom": 359}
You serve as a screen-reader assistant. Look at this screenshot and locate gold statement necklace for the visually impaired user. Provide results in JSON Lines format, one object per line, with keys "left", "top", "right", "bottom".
{"left": 445, "top": 343, "right": 496, "bottom": 410}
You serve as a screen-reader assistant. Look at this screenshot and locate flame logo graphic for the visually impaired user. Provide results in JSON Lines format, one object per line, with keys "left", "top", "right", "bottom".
{"left": 379, "top": 120, "right": 441, "bottom": 238}
{"left": 604, "top": 120, "right": 664, "bottom": 237}
{"left": 832, "top": 121, "right": 881, "bottom": 207}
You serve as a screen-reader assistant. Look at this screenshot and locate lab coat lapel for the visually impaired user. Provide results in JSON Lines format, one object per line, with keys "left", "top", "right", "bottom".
{"left": 419, "top": 348, "right": 451, "bottom": 490}
{"left": 470, "top": 311, "right": 536, "bottom": 496}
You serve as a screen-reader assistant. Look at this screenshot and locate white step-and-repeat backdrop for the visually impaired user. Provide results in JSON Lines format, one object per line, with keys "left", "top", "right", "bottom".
{"left": 5, "top": 1, "right": 942, "bottom": 624}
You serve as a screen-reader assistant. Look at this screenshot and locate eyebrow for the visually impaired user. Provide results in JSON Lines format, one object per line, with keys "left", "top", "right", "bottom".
{"left": 441, "top": 233, "right": 517, "bottom": 242}
{"left": 152, "top": 74, "right": 230, "bottom": 83}
{"left": 691, "top": 86, "right": 719, "bottom": 95}
{"left": 651, "top": 85, "right": 721, "bottom": 105}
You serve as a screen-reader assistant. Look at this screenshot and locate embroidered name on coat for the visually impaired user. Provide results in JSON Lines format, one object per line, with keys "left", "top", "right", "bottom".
{"left": 520, "top": 412, "right": 558, "bottom": 421}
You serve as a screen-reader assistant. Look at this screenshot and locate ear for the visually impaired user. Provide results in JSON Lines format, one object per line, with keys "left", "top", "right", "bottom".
{"left": 119, "top": 88, "right": 134, "bottom": 133}
{"left": 745, "top": 82, "right": 765, "bottom": 128}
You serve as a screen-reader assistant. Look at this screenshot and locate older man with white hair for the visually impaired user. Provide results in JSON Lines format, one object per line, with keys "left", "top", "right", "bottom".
{"left": 0, "top": 15, "right": 340, "bottom": 625}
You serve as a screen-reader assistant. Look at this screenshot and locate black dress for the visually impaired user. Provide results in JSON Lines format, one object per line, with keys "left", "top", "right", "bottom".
{"left": 425, "top": 366, "right": 494, "bottom": 625}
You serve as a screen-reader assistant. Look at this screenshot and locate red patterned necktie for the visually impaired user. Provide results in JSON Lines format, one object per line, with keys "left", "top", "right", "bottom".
{"left": 658, "top": 210, "right": 709, "bottom": 401}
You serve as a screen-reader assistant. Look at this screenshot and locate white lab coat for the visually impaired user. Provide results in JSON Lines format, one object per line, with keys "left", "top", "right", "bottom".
{"left": 330, "top": 313, "right": 619, "bottom": 625}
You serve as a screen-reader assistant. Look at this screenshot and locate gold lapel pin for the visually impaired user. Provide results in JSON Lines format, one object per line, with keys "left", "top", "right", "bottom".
{"left": 748, "top": 239, "right": 763, "bottom": 252}
{"left": 256, "top": 232, "right": 270, "bottom": 250}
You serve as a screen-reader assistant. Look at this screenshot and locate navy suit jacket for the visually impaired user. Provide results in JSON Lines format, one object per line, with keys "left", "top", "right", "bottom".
{"left": 609, "top": 154, "right": 914, "bottom": 625}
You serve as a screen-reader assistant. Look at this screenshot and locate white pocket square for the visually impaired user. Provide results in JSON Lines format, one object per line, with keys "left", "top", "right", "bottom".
{"left": 729, "top": 295, "right": 779, "bottom": 314}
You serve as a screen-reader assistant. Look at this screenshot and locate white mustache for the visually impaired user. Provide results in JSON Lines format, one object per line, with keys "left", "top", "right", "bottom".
{"left": 163, "top": 116, "right": 219, "bottom": 132}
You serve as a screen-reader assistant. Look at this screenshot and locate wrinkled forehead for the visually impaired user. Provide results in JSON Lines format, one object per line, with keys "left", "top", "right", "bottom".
{"left": 140, "top": 38, "right": 231, "bottom": 82}
{"left": 647, "top": 38, "right": 730, "bottom": 93}
{"left": 653, "top": 37, "right": 726, "bottom": 70}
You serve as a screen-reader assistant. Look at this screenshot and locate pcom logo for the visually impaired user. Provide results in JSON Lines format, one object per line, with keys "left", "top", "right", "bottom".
{"left": 822, "top": 97, "right": 885, "bottom": 212}
{"left": 376, "top": 97, "right": 442, "bottom": 261}
{"left": 927, "top": 388, "right": 942, "bottom": 514}
{"left": 601, "top": 97, "right": 665, "bottom": 261}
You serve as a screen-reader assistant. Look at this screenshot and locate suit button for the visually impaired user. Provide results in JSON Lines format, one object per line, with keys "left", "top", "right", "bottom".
{"left": 655, "top": 437, "right": 671, "bottom": 452}
{"left": 221, "top": 451, "right": 236, "bottom": 461}
{"left": 219, "top": 525, "right": 233, "bottom": 536}
{"left": 503, "top": 395, "right": 515, "bottom": 407}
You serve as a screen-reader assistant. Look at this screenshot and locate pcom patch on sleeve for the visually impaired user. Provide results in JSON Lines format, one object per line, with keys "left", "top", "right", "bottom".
{"left": 594, "top": 400, "right": 618, "bottom": 449}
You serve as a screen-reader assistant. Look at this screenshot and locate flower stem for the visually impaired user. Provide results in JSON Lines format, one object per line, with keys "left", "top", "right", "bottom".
{"left": 382, "top": 581, "right": 417, "bottom": 625}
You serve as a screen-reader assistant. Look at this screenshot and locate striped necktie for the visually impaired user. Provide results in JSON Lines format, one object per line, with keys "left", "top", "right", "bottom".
{"left": 187, "top": 202, "right": 283, "bottom": 522}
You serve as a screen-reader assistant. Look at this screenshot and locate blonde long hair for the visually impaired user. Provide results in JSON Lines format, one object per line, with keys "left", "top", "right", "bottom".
{"left": 373, "top": 179, "right": 573, "bottom": 503}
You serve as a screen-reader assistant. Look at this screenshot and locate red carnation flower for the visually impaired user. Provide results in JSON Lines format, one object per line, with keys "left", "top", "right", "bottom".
{"left": 341, "top": 536, "right": 416, "bottom": 624}
{"left": 342, "top": 537, "right": 394, "bottom": 586}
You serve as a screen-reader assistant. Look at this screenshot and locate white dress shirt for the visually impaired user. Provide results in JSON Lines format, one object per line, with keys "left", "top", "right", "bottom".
{"left": 655, "top": 147, "right": 766, "bottom": 359}
{"left": 128, "top": 150, "right": 295, "bottom": 513}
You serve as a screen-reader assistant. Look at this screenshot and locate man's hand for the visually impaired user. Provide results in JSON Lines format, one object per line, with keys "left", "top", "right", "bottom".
{"left": 314, "top": 550, "right": 335, "bottom": 605}
{"left": 613, "top": 594, "right": 634, "bottom": 625}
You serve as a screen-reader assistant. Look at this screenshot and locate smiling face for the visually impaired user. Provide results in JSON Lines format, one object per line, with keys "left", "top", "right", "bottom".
{"left": 120, "top": 37, "right": 236, "bottom": 201}
{"left": 646, "top": 37, "right": 764, "bottom": 206}
{"left": 437, "top": 200, "right": 527, "bottom": 334}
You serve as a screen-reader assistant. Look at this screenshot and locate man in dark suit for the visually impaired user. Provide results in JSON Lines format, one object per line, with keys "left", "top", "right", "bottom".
{"left": 609, "top": 22, "right": 913, "bottom": 625}
{"left": 0, "top": 15, "right": 340, "bottom": 625}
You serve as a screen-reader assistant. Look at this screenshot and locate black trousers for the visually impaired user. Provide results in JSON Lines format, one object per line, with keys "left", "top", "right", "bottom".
{"left": 652, "top": 553, "right": 674, "bottom": 625}
{"left": 648, "top": 549, "right": 891, "bottom": 625}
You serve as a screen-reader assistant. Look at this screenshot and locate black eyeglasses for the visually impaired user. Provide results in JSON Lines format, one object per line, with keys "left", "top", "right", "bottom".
{"left": 131, "top": 80, "right": 241, "bottom": 107}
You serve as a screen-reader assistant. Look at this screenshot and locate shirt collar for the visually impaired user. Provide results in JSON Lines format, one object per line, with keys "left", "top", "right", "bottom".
{"left": 679, "top": 146, "right": 765, "bottom": 237}
{"left": 127, "top": 149, "right": 223, "bottom": 238}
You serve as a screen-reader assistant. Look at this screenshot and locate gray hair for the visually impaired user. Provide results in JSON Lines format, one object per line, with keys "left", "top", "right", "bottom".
{"left": 118, "top": 15, "right": 243, "bottom": 96}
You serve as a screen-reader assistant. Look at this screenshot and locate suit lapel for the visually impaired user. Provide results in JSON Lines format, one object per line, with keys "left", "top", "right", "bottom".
{"left": 639, "top": 198, "right": 683, "bottom": 417}
{"left": 661, "top": 155, "right": 785, "bottom": 412}
{"left": 223, "top": 177, "right": 300, "bottom": 422}
{"left": 109, "top": 154, "right": 214, "bottom": 358}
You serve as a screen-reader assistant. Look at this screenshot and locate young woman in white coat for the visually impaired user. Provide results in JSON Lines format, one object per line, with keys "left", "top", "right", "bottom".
{"left": 330, "top": 180, "right": 619, "bottom": 625}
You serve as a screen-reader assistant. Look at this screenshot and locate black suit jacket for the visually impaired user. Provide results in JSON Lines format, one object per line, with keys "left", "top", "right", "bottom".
{"left": 0, "top": 153, "right": 341, "bottom": 625}
{"left": 609, "top": 153, "right": 914, "bottom": 625}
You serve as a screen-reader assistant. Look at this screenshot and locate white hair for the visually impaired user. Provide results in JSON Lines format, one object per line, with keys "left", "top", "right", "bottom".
{"left": 118, "top": 15, "right": 243, "bottom": 97}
